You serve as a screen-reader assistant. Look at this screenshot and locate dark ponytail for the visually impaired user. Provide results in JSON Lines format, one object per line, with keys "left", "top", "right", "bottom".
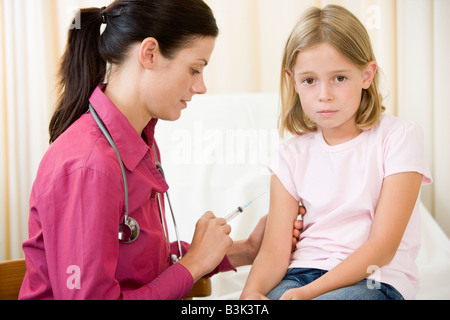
{"left": 49, "top": 8, "right": 106, "bottom": 143}
{"left": 49, "top": 0, "right": 219, "bottom": 143}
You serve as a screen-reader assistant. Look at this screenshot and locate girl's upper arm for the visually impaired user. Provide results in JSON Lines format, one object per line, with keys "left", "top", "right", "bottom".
{"left": 369, "top": 171, "right": 423, "bottom": 262}
{"left": 263, "top": 175, "right": 301, "bottom": 258}
{"left": 241, "top": 174, "right": 300, "bottom": 298}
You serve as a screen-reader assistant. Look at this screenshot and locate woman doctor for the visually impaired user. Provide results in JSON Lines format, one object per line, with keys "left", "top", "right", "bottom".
{"left": 19, "top": 0, "right": 303, "bottom": 300}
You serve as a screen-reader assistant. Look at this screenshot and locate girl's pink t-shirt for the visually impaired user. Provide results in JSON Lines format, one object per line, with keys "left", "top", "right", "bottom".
{"left": 269, "top": 114, "right": 432, "bottom": 300}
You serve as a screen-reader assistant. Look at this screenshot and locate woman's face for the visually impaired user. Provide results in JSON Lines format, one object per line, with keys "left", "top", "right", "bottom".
{"left": 142, "top": 36, "right": 216, "bottom": 121}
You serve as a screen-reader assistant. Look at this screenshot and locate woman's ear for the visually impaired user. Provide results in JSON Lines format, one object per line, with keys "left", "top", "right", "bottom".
{"left": 362, "top": 61, "right": 377, "bottom": 90}
{"left": 139, "top": 37, "right": 160, "bottom": 70}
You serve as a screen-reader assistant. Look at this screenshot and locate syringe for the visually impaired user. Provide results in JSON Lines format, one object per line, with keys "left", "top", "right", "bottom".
{"left": 224, "top": 193, "right": 266, "bottom": 223}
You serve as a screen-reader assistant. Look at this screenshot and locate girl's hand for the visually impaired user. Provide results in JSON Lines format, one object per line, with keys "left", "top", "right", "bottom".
{"left": 240, "top": 292, "right": 270, "bottom": 300}
{"left": 280, "top": 286, "right": 313, "bottom": 300}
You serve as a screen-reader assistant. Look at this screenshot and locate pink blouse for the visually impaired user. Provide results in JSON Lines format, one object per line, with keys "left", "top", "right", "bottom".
{"left": 19, "top": 86, "right": 234, "bottom": 300}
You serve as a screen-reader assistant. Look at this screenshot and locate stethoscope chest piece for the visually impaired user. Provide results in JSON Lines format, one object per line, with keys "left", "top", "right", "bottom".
{"left": 118, "top": 217, "right": 140, "bottom": 244}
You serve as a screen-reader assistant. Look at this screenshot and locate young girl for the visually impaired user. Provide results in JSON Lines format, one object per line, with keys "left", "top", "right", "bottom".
{"left": 240, "top": 5, "right": 432, "bottom": 300}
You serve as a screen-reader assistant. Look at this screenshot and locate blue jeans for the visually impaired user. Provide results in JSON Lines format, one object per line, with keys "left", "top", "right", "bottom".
{"left": 267, "top": 268, "right": 404, "bottom": 300}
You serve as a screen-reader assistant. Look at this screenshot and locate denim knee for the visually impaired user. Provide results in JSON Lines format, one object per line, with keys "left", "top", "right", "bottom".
{"left": 313, "top": 280, "right": 404, "bottom": 300}
{"left": 266, "top": 268, "right": 326, "bottom": 300}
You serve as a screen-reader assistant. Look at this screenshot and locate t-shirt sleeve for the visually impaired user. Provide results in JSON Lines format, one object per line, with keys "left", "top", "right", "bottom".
{"left": 268, "top": 142, "right": 301, "bottom": 201}
{"left": 383, "top": 121, "right": 433, "bottom": 185}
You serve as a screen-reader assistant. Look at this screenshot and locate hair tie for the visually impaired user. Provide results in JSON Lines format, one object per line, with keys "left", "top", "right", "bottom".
{"left": 100, "top": 6, "right": 107, "bottom": 24}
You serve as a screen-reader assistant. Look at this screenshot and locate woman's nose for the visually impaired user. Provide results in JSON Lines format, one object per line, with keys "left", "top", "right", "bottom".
{"left": 191, "top": 75, "right": 207, "bottom": 95}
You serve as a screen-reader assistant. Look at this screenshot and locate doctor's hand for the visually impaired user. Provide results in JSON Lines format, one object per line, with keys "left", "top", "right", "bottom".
{"left": 179, "top": 211, "right": 233, "bottom": 283}
{"left": 292, "top": 205, "right": 306, "bottom": 251}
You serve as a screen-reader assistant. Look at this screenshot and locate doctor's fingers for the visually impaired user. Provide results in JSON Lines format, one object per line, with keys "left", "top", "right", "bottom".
{"left": 213, "top": 217, "right": 231, "bottom": 235}
{"left": 298, "top": 205, "right": 307, "bottom": 216}
{"left": 294, "top": 220, "right": 303, "bottom": 231}
{"left": 200, "top": 211, "right": 217, "bottom": 220}
{"left": 196, "top": 212, "right": 231, "bottom": 234}
{"left": 221, "top": 223, "right": 232, "bottom": 235}
{"left": 200, "top": 211, "right": 226, "bottom": 224}
{"left": 192, "top": 218, "right": 233, "bottom": 257}
{"left": 199, "top": 211, "right": 230, "bottom": 229}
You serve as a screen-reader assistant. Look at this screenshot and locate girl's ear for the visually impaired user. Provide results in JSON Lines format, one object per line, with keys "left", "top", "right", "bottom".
{"left": 139, "top": 37, "right": 160, "bottom": 70}
{"left": 285, "top": 68, "right": 300, "bottom": 93}
{"left": 362, "top": 61, "right": 377, "bottom": 90}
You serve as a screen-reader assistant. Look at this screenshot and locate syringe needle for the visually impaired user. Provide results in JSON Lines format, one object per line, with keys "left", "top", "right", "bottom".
{"left": 243, "top": 192, "right": 266, "bottom": 209}
{"left": 224, "top": 192, "right": 267, "bottom": 223}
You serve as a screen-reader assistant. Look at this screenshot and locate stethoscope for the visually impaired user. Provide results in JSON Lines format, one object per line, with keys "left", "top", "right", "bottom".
{"left": 89, "top": 104, "right": 183, "bottom": 264}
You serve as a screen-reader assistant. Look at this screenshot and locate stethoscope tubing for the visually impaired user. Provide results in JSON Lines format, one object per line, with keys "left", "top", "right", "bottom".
{"left": 155, "top": 153, "right": 183, "bottom": 263}
{"left": 89, "top": 104, "right": 130, "bottom": 221}
{"left": 89, "top": 103, "right": 182, "bottom": 263}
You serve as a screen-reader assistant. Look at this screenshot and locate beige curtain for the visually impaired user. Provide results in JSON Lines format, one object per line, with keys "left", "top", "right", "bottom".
{"left": 1, "top": 0, "right": 449, "bottom": 260}
{"left": 0, "top": 0, "right": 60, "bottom": 260}
{"left": 0, "top": 0, "right": 109, "bottom": 260}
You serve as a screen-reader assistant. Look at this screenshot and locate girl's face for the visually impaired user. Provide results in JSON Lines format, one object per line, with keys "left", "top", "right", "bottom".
{"left": 142, "top": 36, "right": 216, "bottom": 121}
{"left": 290, "top": 43, "right": 376, "bottom": 145}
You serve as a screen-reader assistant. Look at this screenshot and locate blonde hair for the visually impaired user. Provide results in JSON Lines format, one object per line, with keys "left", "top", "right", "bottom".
{"left": 279, "top": 4, "right": 385, "bottom": 138}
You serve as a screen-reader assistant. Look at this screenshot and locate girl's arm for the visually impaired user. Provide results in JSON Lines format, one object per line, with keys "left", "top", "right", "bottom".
{"left": 280, "top": 172, "right": 423, "bottom": 300}
{"left": 240, "top": 175, "right": 300, "bottom": 300}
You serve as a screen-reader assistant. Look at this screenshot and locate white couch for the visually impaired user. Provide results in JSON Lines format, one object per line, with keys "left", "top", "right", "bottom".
{"left": 155, "top": 93, "right": 450, "bottom": 300}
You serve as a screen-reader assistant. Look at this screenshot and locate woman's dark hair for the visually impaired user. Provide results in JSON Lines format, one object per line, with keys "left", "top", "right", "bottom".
{"left": 49, "top": 0, "right": 219, "bottom": 143}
